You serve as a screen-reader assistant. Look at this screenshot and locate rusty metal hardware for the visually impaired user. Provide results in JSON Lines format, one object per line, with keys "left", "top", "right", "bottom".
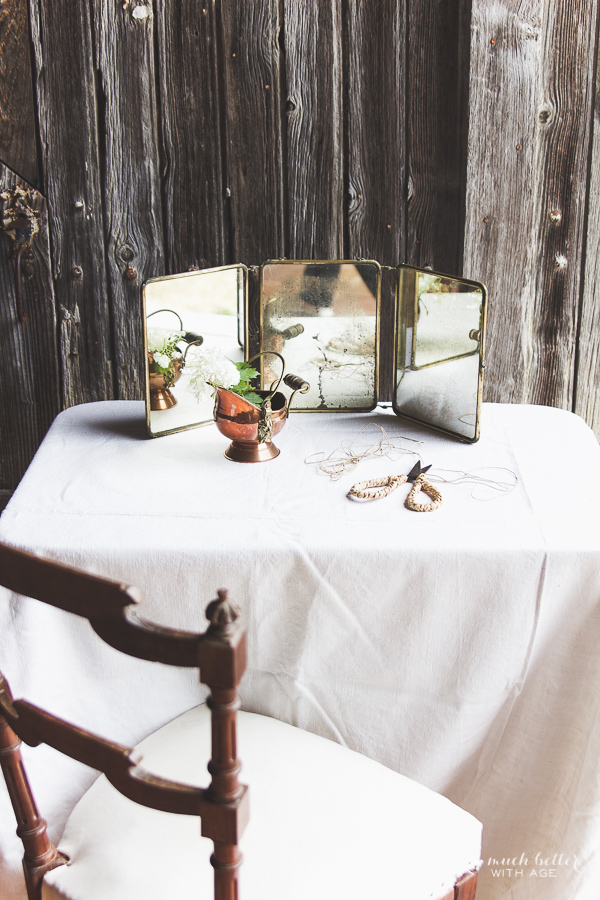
{"left": 0, "top": 186, "right": 41, "bottom": 324}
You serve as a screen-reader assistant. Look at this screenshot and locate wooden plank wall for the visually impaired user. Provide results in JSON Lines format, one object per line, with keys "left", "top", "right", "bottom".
{"left": 1, "top": 0, "right": 599, "bottom": 493}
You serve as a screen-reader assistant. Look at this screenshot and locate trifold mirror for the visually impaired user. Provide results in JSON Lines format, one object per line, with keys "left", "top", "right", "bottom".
{"left": 142, "top": 260, "right": 486, "bottom": 442}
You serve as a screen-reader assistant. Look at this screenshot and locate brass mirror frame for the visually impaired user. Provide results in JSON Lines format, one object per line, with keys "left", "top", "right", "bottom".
{"left": 392, "top": 264, "right": 487, "bottom": 443}
{"left": 142, "top": 264, "right": 248, "bottom": 438}
{"left": 258, "top": 258, "right": 381, "bottom": 413}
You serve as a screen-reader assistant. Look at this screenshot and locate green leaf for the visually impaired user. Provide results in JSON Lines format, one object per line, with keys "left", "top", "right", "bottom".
{"left": 230, "top": 387, "right": 263, "bottom": 407}
{"left": 243, "top": 391, "right": 263, "bottom": 406}
{"left": 234, "top": 362, "right": 259, "bottom": 382}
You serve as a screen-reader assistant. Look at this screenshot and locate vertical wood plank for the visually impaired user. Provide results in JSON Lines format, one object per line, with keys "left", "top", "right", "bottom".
{"left": 345, "top": 0, "right": 405, "bottom": 400}
{"left": 345, "top": 0, "right": 405, "bottom": 264}
{"left": 156, "top": 1, "right": 225, "bottom": 272}
{"left": 575, "top": 17, "right": 600, "bottom": 439}
{"left": 0, "top": 0, "right": 38, "bottom": 186}
{"left": 220, "top": 0, "right": 284, "bottom": 263}
{"left": 0, "top": 163, "right": 59, "bottom": 490}
{"left": 283, "top": 0, "right": 344, "bottom": 259}
{"left": 464, "top": 0, "right": 597, "bottom": 409}
{"left": 93, "top": 1, "right": 164, "bottom": 401}
{"left": 29, "top": 0, "right": 113, "bottom": 407}
{"left": 406, "top": 0, "right": 472, "bottom": 273}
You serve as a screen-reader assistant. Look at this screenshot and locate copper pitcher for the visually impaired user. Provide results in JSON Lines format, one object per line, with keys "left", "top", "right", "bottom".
{"left": 213, "top": 352, "right": 309, "bottom": 462}
{"left": 146, "top": 308, "right": 203, "bottom": 411}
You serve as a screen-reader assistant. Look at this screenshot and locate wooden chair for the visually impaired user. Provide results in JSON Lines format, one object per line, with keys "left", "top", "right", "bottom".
{"left": 0, "top": 543, "right": 481, "bottom": 900}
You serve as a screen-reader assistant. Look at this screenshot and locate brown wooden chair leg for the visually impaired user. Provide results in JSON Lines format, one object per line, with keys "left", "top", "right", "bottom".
{"left": 0, "top": 715, "right": 66, "bottom": 900}
{"left": 207, "top": 685, "right": 245, "bottom": 900}
{"left": 455, "top": 869, "right": 478, "bottom": 899}
{"left": 212, "top": 842, "right": 242, "bottom": 900}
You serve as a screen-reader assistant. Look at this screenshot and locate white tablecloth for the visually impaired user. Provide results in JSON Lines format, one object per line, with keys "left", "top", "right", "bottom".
{"left": 1, "top": 401, "right": 599, "bottom": 900}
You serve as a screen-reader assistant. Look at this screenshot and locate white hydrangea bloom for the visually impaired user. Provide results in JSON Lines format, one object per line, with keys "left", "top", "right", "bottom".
{"left": 147, "top": 327, "right": 185, "bottom": 355}
{"left": 152, "top": 352, "right": 171, "bottom": 369}
{"left": 187, "top": 347, "right": 240, "bottom": 401}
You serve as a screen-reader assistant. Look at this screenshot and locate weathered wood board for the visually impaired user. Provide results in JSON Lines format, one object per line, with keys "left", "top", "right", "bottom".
{"left": 406, "top": 0, "right": 472, "bottom": 275}
{"left": 156, "top": 0, "right": 225, "bottom": 272}
{"left": 29, "top": 0, "right": 113, "bottom": 408}
{"left": 93, "top": 0, "right": 164, "bottom": 401}
{"left": 0, "top": 0, "right": 37, "bottom": 186}
{"left": 576, "top": 27, "right": 600, "bottom": 438}
{"left": 345, "top": 1, "right": 406, "bottom": 398}
{"left": 283, "top": 0, "right": 344, "bottom": 260}
{"left": 220, "top": 0, "right": 285, "bottom": 262}
{"left": 0, "top": 163, "right": 59, "bottom": 490}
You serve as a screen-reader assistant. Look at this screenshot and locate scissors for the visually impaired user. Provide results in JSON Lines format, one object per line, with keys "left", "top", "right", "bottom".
{"left": 348, "top": 461, "right": 442, "bottom": 512}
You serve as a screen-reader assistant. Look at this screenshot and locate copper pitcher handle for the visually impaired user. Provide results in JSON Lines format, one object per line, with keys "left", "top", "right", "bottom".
{"left": 283, "top": 373, "right": 310, "bottom": 412}
{"left": 246, "top": 350, "right": 286, "bottom": 402}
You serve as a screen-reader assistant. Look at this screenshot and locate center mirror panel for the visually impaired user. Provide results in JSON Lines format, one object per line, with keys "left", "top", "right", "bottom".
{"left": 142, "top": 265, "right": 247, "bottom": 437}
{"left": 393, "top": 265, "right": 487, "bottom": 442}
{"left": 259, "top": 260, "right": 381, "bottom": 411}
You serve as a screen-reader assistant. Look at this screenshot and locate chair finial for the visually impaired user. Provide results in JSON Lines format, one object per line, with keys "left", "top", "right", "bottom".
{"left": 205, "top": 590, "right": 241, "bottom": 631}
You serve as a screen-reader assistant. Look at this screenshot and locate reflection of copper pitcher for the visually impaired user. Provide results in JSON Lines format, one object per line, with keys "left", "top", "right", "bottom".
{"left": 148, "top": 354, "right": 184, "bottom": 410}
{"left": 146, "top": 308, "right": 204, "bottom": 411}
{"left": 213, "top": 352, "right": 309, "bottom": 462}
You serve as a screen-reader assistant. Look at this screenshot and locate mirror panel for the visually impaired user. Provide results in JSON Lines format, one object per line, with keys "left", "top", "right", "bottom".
{"left": 393, "top": 266, "right": 487, "bottom": 442}
{"left": 259, "top": 260, "right": 380, "bottom": 411}
{"left": 142, "top": 265, "right": 246, "bottom": 437}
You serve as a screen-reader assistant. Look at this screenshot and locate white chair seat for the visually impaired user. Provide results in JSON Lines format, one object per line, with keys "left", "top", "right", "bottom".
{"left": 42, "top": 705, "right": 481, "bottom": 900}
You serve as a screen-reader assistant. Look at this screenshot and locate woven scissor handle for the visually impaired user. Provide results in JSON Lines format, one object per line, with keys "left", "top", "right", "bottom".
{"left": 405, "top": 474, "right": 443, "bottom": 512}
{"left": 348, "top": 474, "right": 407, "bottom": 500}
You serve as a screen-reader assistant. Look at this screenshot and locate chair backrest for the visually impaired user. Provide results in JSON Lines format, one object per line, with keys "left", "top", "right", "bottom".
{"left": 0, "top": 542, "right": 248, "bottom": 900}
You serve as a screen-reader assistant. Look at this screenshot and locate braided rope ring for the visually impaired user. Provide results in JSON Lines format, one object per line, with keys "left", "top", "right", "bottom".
{"left": 348, "top": 474, "right": 407, "bottom": 500}
{"left": 405, "top": 474, "right": 443, "bottom": 512}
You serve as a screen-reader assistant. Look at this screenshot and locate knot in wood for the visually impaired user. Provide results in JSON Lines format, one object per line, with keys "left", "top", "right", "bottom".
{"left": 0, "top": 186, "right": 40, "bottom": 249}
{"left": 206, "top": 591, "right": 241, "bottom": 630}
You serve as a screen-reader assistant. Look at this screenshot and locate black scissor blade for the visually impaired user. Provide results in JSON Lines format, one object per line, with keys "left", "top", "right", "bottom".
{"left": 407, "top": 461, "right": 432, "bottom": 482}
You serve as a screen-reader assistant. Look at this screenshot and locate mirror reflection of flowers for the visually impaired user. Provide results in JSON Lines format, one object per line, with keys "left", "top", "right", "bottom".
{"left": 187, "top": 348, "right": 263, "bottom": 406}
{"left": 147, "top": 327, "right": 185, "bottom": 389}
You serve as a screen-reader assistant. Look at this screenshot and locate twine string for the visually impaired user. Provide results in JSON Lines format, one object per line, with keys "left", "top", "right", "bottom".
{"left": 426, "top": 467, "right": 518, "bottom": 500}
{"left": 304, "top": 423, "right": 424, "bottom": 481}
